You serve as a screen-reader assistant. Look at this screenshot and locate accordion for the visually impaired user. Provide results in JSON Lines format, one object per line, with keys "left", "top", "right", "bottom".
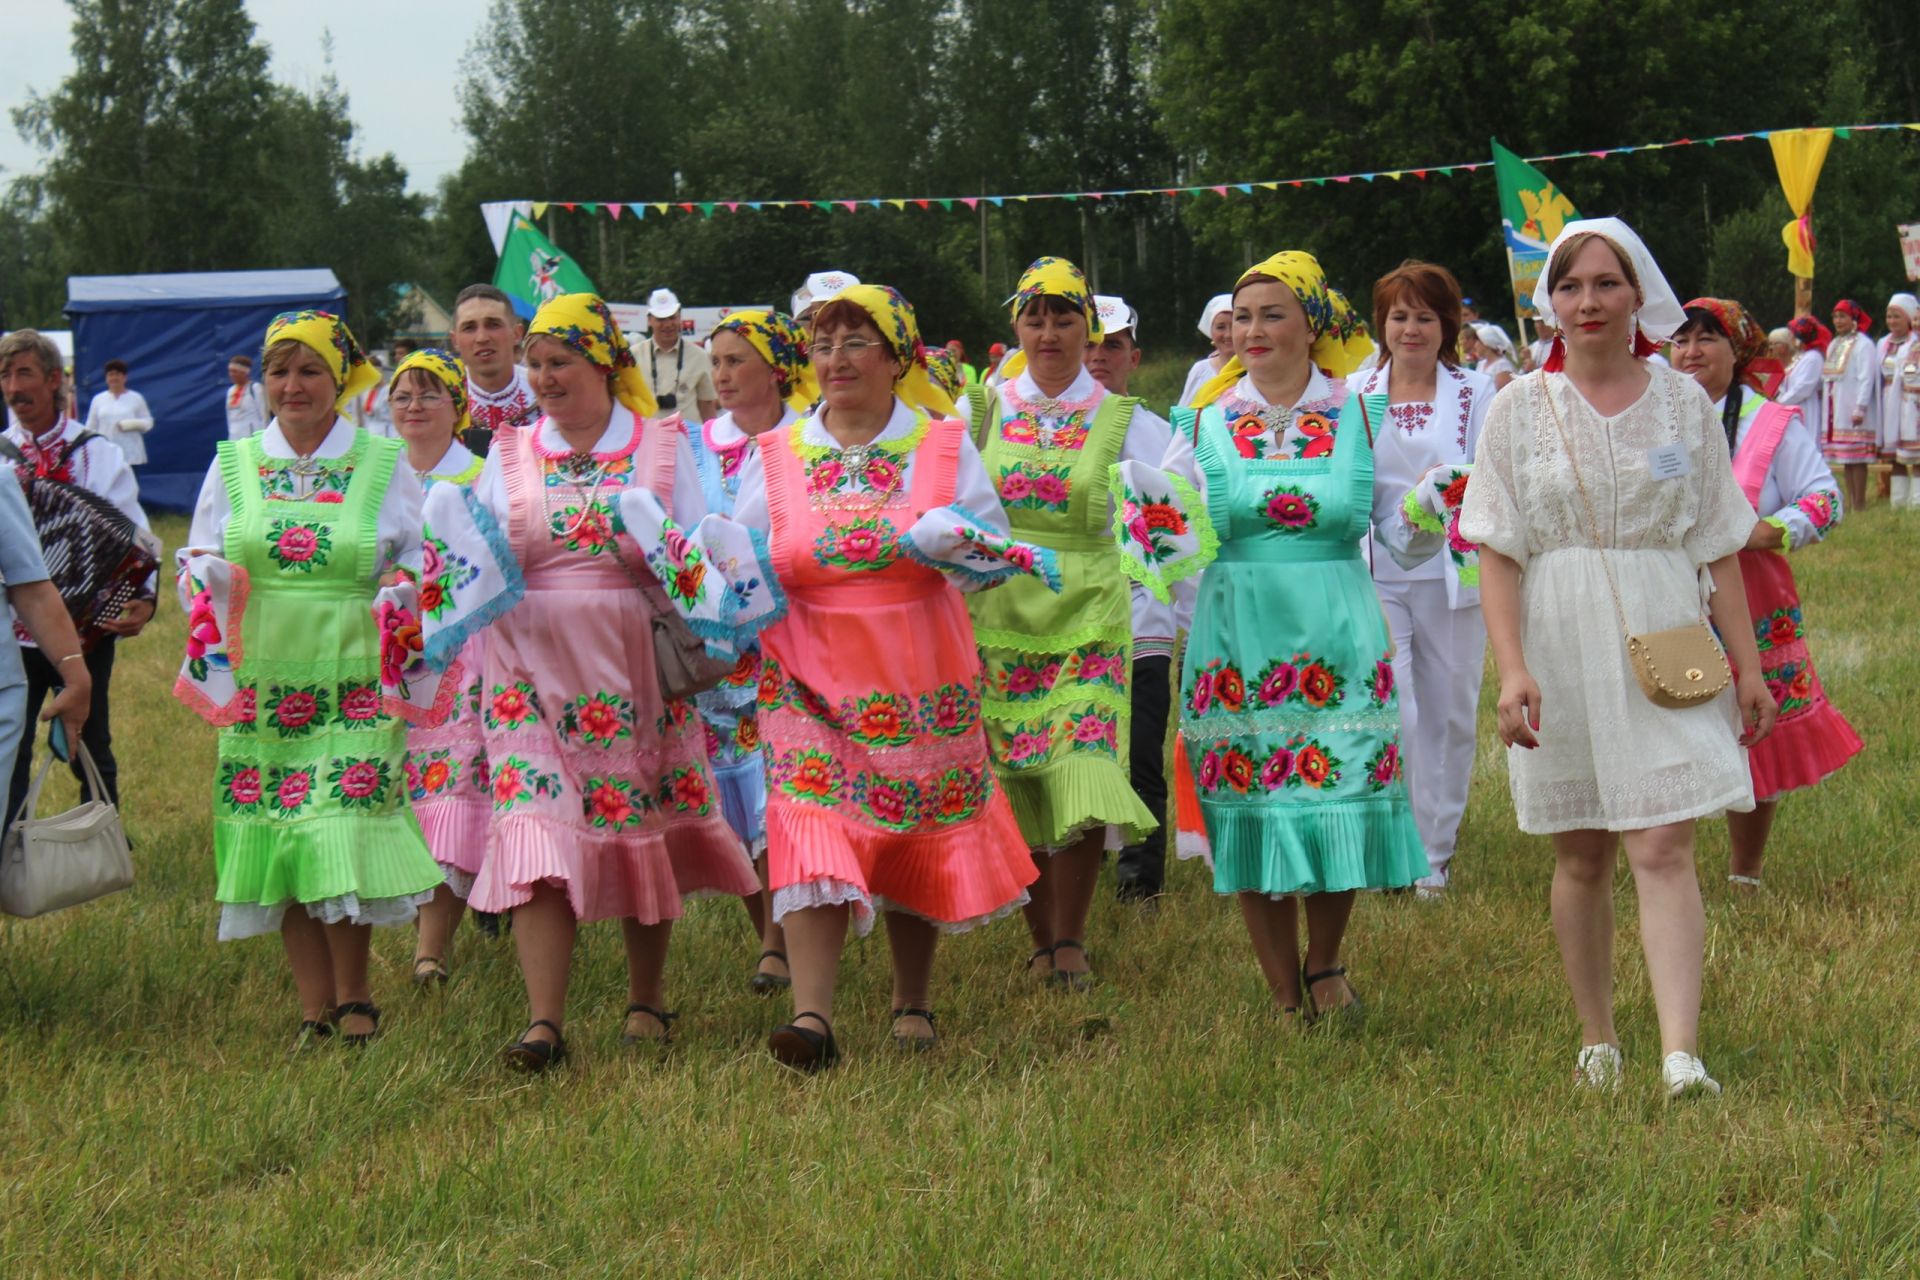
{"left": 3, "top": 440, "right": 160, "bottom": 649}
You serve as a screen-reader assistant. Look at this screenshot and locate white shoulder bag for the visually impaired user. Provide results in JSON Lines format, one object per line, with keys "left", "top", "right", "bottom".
{"left": 1, "top": 741, "right": 135, "bottom": 917}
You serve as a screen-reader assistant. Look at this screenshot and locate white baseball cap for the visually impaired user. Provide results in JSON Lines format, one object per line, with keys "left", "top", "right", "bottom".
{"left": 791, "top": 270, "right": 860, "bottom": 316}
{"left": 1094, "top": 294, "right": 1136, "bottom": 338}
{"left": 647, "top": 287, "right": 681, "bottom": 319}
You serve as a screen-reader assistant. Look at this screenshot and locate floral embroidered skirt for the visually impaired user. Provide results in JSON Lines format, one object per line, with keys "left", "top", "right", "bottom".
{"left": 1180, "top": 556, "right": 1426, "bottom": 894}
{"left": 1739, "top": 550, "right": 1863, "bottom": 802}
{"left": 404, "top": 636, "right": 492, "bottom": 898}
{"left": 466, "top": 581, "right": 758, "bottom": 922}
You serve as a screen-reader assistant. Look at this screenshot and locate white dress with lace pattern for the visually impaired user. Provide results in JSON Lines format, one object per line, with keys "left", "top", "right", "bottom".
{"left": 1460, "top": 365, "right": 1759, "bottom": 833}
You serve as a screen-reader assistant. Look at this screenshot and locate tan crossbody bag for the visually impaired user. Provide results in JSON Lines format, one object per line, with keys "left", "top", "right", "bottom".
{"left": 1540, "top": 377, "right": 1730, "bottom": 710}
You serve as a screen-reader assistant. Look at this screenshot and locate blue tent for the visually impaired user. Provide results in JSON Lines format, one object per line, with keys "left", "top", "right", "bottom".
{"left": 66, "top": 269, "right": 347, "bottom": 511}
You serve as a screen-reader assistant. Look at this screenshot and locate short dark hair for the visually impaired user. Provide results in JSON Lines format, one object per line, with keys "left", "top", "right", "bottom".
{"left": 454, "top": 284, "right": 517, "bottom": 321}
{"left": 229, "top": 354, "right": 253, "bottom": 369}
{"left": 393, "top": 338, "right": 420, "bottom": 357}
{"left": 104, "top": 359, "right": 128, "bottom": 375}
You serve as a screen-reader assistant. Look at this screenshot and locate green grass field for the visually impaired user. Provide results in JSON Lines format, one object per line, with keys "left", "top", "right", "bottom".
{"left": 2, "top": 438, "right": 1917, "bottom": 1276}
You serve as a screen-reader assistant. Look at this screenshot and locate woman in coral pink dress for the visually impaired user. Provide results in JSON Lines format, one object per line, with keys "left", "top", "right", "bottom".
{"left": 422, "top": 294, "right": 756, "bottom": 1070}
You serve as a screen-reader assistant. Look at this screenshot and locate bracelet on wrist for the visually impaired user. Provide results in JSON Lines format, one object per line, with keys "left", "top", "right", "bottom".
{"left": 56, "top": 653, "right": 85, "bottom": 666}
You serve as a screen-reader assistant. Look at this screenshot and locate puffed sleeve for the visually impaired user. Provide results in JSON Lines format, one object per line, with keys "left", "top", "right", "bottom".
{"left": 1681, "top": 385, "right": 1760, "bottom": 566}
{"left": 1761, "top": 406, "right": 1842, "bottom": 551}
{"left": 668, "top": 426, "right": 710, "bottom": 526}
{"left": 376, "top": 453, "right": 425, "bottom": 579}
{"left": 1459, "top": 382, "right": 1531, "bottom": 569}
{"left": 1104, "top": 414, "right": 1218, "bottom": 603}
{"left": 949, "top": 428, "right": 1011, "bottom": 537}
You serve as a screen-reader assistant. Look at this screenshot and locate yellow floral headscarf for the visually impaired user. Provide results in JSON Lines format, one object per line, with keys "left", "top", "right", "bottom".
{"left": 1192, "top": 251, "right": 1376, "bottom": 408}
{"left": 263, "top": 310, "right": 381, "bottom": 414}
{"left": 526, "top": 292, "right": 659, "bottom": 417}
{"left": 818, "top": 283, "right": 955, "bottom": 417}
{"left": 708, "top": 309, "right": 818, "bottom": 412}
{"left": 391, "top": 347, "right": 472, "bottom": 434}
{"left": 923, "top": 347, "right": 964, "bottom": 400}
{"left": 999, "top": 256, "right": 1103, "bottom": 382}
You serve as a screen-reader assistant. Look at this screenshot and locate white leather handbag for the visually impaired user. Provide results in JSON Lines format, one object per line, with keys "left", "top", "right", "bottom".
{"left": 1, "top": 741, "right": 134, "bottom": 917}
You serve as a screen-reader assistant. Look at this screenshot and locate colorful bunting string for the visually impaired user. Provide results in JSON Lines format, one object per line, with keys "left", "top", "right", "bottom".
{"left": 493, "top": 123, "right": 1920, "bottom": 220}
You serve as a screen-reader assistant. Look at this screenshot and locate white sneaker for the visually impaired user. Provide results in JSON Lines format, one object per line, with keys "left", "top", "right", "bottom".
{"left": 1414, "top": 868, "right": 1449, "bottom": 899}
{"left": 1662, "top": 1051, "right": 1722, "bottom": 1099}
{"left": 1574, "top": 1042, "right": 1623, "bottom": 1092}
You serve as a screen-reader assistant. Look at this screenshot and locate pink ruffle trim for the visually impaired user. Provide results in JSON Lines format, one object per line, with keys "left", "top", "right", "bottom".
{"left": 1750, "top": 702, "right": 1864, "bottom": 803}
{"left": 468, "top": 811, "right": 756, "bottom": 922}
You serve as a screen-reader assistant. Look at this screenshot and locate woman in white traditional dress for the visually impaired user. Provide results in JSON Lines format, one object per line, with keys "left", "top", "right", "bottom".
{"left": 1461, "top": 218, "right": 1776, "bottom": 1101}
{"left": 1471, "top": 323, "right": 1519, "bottom": 390}
{"left": 84, "top": 359, "right": 155, "bottom": 465}
{"left": 1177, "top": 294, "right": 1235, "bottom": 406}
{"left": 1357, "top": 261, "right": 1495, "bottom": 895}
{"left": 1819, "top": 300, "right": 1877, "bottom": 514}
{"left": 1774, "top": 317, "right": 1828, "bottom": 451}
{"left": 1876, "top": 294, "right": 1919, "bottom": 506}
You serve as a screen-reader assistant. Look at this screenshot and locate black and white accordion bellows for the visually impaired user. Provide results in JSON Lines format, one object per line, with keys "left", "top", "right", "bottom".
{"left": 2, "top": 439, "right": 160, "bottom": 648}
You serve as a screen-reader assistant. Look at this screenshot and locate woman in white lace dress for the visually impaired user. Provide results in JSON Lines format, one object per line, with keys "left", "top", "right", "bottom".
{"left": 1461, "top": 219, "right": 1776, "bottom": 1101}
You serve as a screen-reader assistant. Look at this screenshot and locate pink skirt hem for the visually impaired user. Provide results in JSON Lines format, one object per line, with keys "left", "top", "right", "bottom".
{"left": 1750, "top": 704, "right": 1864, "bottom": 802}
{"left": 469, "top": 812, "right": 756, "bottom": 922}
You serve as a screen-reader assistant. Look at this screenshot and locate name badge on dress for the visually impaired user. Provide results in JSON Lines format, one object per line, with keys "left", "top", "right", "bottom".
{"left": 1645, "top": 443, "right": 1691, "bottom": 480}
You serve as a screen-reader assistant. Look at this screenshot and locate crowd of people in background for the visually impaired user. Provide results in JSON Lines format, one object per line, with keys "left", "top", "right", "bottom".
{"left": 1, "top": 214, "right": 1887, "bottom": 1100}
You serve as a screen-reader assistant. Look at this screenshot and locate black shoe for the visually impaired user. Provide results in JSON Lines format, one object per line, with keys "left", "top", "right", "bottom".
{"left": 411, "top": 956, "right": 449, "bottom": 987}
{"left": 1115, "top": 879, "right": 1162, "bottom": 904}
{"left": 1302, "top": 966, "right": 1363, "bottom": 1025}
{"left": 621, "top": 1003, "right": 677, "bottom": 1047}
{"left": 292, "top": 1018, "right": 334, "bottom": 1053}
{"left": 890, "top": 1006, "right": 937, "bottom": 1052}
{"left": 331, "top": 1000, "right": 382, "bottom": 1047}
{"left": 749, "top": 949, "right": 792, "bottom": 995}
{"left": 1047, "top": 939, "right": 1094, "bottom": 993}
{"left": 769, "top": 1011, "right": 839, "bottom": 1072}
{"left": 504, "top": 1019, "right": 567, "bottom": 1072}
{"left": 473, "top": 910, "right": 503, "bottom": 939}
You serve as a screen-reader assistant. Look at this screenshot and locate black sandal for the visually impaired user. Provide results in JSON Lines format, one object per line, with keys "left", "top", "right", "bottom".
{"left": 1026, "top": 943, "right": 1056, "bottom": 976}
{"left": 769, "top": 1010, "right": 838, "bottom": 1072}
{"left": 622, "top": 1003, "right": 678, "bottom": 1047}
{"left": 749, "top": 949, "right": 792, "bottom": 995}
{"left": 1302, "top": 966, "right": 1362, "bottom": 1024}
{"left": 890, "top": 1006, "right": 937, "bottom": 1052}
{"left": 331, "top": 1000, "right": 382, "bottom": 1047}
{"left": 292, "top": 1017, "right": 334, "bottom": 1052}
{"left": 411, "top": 956, "right": 448, "bottom": 987}
{"left": 504, "top": 1019, "right": 567, "bottom": 1072}
{"left": 1047, "top": 939, "right": 1093, "bottom": 992}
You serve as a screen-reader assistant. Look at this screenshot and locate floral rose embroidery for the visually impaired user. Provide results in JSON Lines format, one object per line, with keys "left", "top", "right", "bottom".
{"left": 1260, "top": 486, "right": 1320, "bottom": 533}
{"left": 220, "top": 762, "right": 263, "bottom": 811}
{"left": 1257, "top": 660, "right": 1298, "bottom": 707}
{"left": 337, "top": 684, "right": 383, "bottom": 727}
{"left": 267, "top": 519, "right": 333, "bottom": 572}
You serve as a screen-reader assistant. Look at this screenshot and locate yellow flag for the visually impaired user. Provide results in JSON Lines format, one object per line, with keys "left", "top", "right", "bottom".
{"left": 1770, "top": 128, "right": 1831, "bottom": 278}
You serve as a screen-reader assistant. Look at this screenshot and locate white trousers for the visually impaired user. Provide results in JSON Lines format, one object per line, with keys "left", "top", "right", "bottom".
{"left": 1376, "top": 578, "right": 1486, "bottom": 876}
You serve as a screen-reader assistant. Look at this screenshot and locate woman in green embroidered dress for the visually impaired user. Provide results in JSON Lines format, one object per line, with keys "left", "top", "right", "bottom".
{"left": 967, "top": 258, "right": 1201, "bottom": 989}
{"left": 182, "top": 311, "right": 443, "bottom": 1048}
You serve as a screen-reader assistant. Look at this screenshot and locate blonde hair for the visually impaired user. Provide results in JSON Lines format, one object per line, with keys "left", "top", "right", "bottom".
{"left": 1544, "top": 232, "right": 1643, "bottom": 305}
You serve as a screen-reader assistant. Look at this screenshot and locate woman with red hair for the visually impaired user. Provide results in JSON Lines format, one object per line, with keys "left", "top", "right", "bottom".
{"left": 1821, "top": 300, "right": 1877, "bottom": 512}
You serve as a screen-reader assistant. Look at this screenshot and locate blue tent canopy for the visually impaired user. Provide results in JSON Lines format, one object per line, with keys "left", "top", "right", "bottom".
{"left": 66, "top": 270, "right": 347, "bottom": 511}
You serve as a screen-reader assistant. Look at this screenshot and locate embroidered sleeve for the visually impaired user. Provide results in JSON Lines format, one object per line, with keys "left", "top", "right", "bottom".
{"left": 374, "top": 581, "right": 462, "bottom": 727}
{"left": 1106, "top": 459, "right": 1218, "bottom": 603}
{"left": 171, "top": 551, "right": 252, "bottom": 726}
{"left": 1766, "top": 489, "right": 1839, "bottom": 552}
{"left": 419, "top": 481, "right": 525, "bottom": 671}
{"left": 901, "top": 505, "right": 1063, "bottom": 594}
{"left": 618, "top": 488, "right": 787, "bottom": 654}
{"left": 1389, "top": 465, "right": 1478, "bottom": 583}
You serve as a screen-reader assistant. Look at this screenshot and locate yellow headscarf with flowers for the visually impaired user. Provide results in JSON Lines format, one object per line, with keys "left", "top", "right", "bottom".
{"left": 708, "top": 309, "right": 818, "bottom": 412}
{"left": 1192, "top": 251, "right": 1375, "bottom": 408}
{"left": 391, "top": 347, "right": 472, "bottom": 434}
{"left": 526, "top": 292, "right": 659, "bottom": 417}
{"left": 998, "top": 256, "right": 1103, "bottom": 383}
{"left": 263, "top": 310, "right": 381, "bottom": 414}
{"left": 820, "top": 283, "right": 956, "bottom": 418}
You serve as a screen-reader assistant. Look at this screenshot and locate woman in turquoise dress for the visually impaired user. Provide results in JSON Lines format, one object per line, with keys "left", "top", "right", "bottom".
{"left": 1161, "top": 252, "right": 1432, "bottom": 1020}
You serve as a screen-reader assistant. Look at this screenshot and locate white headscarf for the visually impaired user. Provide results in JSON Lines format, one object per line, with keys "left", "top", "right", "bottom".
{"left": 1196, "top": 293, "right": 1233, "bottom": 338}
{"left": 1888, "top": 292, "right": 1920, "bottom": 323}
{"left": 1474, "top": 322, "right": 1516, "bottom": 357}
{"left": 1532, "top": 216, "right": 1686, "bottom": 344}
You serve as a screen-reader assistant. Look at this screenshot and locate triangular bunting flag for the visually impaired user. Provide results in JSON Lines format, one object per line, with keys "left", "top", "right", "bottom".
{"left": 698, "top": 202, "right": 716, "bottom": 218}
{"left": 1210, "top": 185, "right": 1228, "bottom": 196}
{"left": 1235, "top": 183, "right": 1252, "bottom": 194}
{"left": 961, "top": 197, "right": 978, "bottom": 210}
{"left": 839, "top": 200, "right": 857, "bottom": 212}
{"left": 938, "top": 199, "right": 954, "bottom": 210}
{"left": 887, "top": 199, "right": 906, "bottom": 210}
{"left": 531, "top": 202, "right": 549, "bottom": 218}
{"left": 605, "top": 203, "right": 624, "bottom": 219}
{"left": 724, "top": 202, "right": 739, "bottom": 213}
{"left": 914, "top": 199, "right": 929, "bottom": 209}
{"left": 581, "top": 202, "right": 598, "bottom": 214}
{"left": 652, "top": 203, "right": 668, "bottom": 215}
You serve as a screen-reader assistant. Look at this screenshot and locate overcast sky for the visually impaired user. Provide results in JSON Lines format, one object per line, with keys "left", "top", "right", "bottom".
{"left": 1, "top": 1, "right": 483, "bottom": 195}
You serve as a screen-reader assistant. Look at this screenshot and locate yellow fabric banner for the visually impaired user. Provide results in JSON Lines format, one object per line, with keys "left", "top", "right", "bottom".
{"left": 1770, "top": 128, "right": 1832, "bottom": 277}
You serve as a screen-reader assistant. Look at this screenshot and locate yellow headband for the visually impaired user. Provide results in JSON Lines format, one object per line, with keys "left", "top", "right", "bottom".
{"left": 526, "top": 292, "right": 659, "bottom": 417}
{"left": 819, "top": 284, "right": 956, "bottom": 418}
{"left": 1000, "top": 256, "right": 1102, "bottom": 382}
{"left": 1192, "top": 251, "right": 1375, "bottom": 408}
{"left": 391, "top": 347, "right": 472, "bottom": 434}
{"left": 263, "top": 310, "right": 380, "bottom": 415}
{"left": 708, "top": 309, "right": 818, "bottom": 412}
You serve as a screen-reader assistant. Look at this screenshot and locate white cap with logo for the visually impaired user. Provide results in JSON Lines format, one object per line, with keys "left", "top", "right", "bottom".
{"left": 1094, "top": 294, "right": 1137, "bottom": 339}
{"left": 791, "top": 270, "right": 861, "bottom": 317}
{"left": 646, "top": 287, "right": 681, "bottom": 319}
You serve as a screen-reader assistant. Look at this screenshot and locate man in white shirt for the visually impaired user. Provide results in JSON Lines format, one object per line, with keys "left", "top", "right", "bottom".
{"left": 223, "top": 355, "right": 267, "bottom": 438}
{"left": 84, "top": 359, "right": 155, "bottom": 464}
{"left": 1086, "top": 295, "right": 1186, "bottom": 903}
{"left": 645, "top": 288, "right": 719, "bottom": 423}
{"left": 1, "top": 329, "right": 154, "bottom": 824}
{"left": 451, "top": 284, "right": 538, "bottom": 454}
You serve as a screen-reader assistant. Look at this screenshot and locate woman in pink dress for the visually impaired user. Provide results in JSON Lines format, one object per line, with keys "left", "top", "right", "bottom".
{"left": 421, "top": 293, "right": 757, "bottom": 1070}
{"left": 719, "top": 285, "right": 1044, "bottom": 1069}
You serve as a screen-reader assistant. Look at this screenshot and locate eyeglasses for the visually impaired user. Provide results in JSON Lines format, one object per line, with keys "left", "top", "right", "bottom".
{"left": 810, "top": 338, "right": 888, "bottom": 361}
{"left": 389, "top": 393, "right": 450, "bottom": 410}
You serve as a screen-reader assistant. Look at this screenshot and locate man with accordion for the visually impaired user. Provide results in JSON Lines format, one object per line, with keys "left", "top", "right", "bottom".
{"left": 1, "top": 329, "right": 158, "bottom": 825}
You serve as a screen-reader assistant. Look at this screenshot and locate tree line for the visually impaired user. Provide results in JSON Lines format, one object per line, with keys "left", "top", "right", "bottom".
{"left": 7, "top": 0, "right": 1920, "bottom": 354}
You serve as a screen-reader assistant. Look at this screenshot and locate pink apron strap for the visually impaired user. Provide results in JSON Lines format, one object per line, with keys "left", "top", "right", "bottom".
{"left": 642, "top": 409, "right": 681, "bottom": 502}
{"left": 1732, "top": 400, "right": 1795, "bottom": 506}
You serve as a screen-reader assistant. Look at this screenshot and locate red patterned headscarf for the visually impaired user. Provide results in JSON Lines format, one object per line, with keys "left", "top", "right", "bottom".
{"left": 1832, "top": 299, "right": 1873, "bottom": 334}
{"left": 1682, "top": 298, "right": 1770, "bottom": 390}
{"left": 1787, "top": 315, "right": 1831, "bottom": 355}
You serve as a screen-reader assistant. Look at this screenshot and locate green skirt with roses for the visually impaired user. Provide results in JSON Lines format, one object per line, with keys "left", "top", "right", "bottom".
{"left": 209, "top": 431, "right": 442, "bottom": 940}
